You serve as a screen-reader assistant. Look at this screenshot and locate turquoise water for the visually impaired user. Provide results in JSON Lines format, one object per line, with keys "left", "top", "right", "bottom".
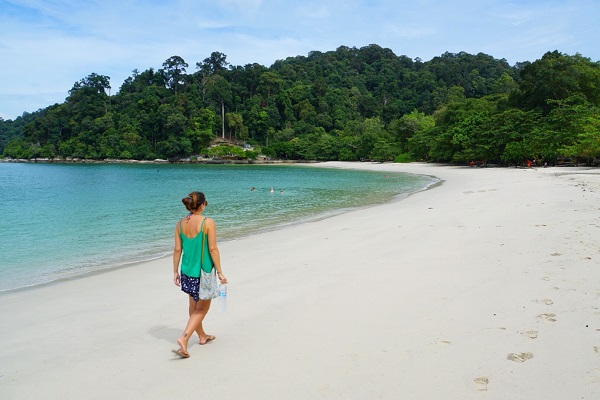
{"left": 0, "top": 162, "right": 436, "bottom": 291}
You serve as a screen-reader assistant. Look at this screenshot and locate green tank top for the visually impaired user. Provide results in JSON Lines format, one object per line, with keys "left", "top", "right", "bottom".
{"left": 179, "top": 218, "right": 214, "bottom": 278}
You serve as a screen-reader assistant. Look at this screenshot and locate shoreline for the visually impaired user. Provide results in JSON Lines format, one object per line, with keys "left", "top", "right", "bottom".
{"left": 1, "top": 162, "right": 600, "bottom": 399}
{"left": 0, "top": 162, "right": 438, "bottom": 295}
{"left": 0, "top": 156, "right": 319, "bottom": 165}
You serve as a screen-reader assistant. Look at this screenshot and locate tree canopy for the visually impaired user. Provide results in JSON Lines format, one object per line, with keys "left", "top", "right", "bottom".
{"left": 2, "top": 46, "right": 599, "bottom": 165}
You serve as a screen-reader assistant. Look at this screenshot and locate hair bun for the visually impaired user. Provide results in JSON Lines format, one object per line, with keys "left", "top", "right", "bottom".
{"left": 182, "top": 191, "right": 206, "bottom": 212}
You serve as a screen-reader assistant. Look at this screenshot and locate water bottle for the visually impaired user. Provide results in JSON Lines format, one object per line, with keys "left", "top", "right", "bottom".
{"left": 217, "top": 284, "right": 227, "bottom": 313}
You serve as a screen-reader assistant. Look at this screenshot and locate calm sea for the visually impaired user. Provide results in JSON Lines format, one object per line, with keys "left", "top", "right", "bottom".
{"left": 0, "top": 162, "right": 436, "bottom": 291}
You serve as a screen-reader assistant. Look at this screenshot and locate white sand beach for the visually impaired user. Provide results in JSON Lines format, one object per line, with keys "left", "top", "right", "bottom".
{"left": 1, "top": 162, "right": 600, "bottom": 399}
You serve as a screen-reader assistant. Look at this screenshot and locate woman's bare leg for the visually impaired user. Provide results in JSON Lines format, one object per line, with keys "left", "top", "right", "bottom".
{"left": 177, "top": 297, "right": 213, "bottom": 354}
{"left": 187, "top": 297, "right": 214, "bottom": 343}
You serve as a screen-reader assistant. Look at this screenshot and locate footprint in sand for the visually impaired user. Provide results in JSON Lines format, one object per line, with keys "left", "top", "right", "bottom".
{"left": 427, "top": 340, "right": 451, "bottom": 348}
{"left": 520, "top": 330, "right": 538, "bottom": 339}
{"left": 483, "top": 326, "right": 507, "bottom": 331}
{"left": 532, "top": 298, "right": 554, "bottom": 305}
{"left": 538, "top": 313, "right": 557, "bottom": 322}
{"left": 507, "top": 352, "right": 534, "bottom": 363}
{"left": 473, "top": 377, "right": 489, "bottom": 391}
{"left": 586, "top": 368, "right": 600, "bottom": 383}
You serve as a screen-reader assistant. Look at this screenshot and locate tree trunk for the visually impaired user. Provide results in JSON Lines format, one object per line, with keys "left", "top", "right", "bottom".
{"left": 221, "top": 100, "right": 225, "bottom": 139}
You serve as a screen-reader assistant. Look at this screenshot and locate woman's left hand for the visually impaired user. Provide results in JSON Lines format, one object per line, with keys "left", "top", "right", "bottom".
{"left": 174, "top": 272, "right": 181, "bottom": 287}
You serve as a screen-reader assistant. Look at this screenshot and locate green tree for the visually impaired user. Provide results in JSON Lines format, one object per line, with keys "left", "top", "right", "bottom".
{"left": 542, "top": 95, "right": 599, "bottom": 162}
{"left": 198, "top": 52, "right": 230, "bottom": 76}
{"left": 157, "top": 136, "right": 192, "bottom": 159}
{"left": 502, "top": 141, "right": 533, "bottom": 165}
{"left": 357, "top": 117, "right": 386, "bottom": 160}
{"left": 206, "top": 144, "right": 246, "bottom": 158}
{"left": 226, "top": 112, "right": 246, "bottom": 141}
{"left": 67, "top": 73, "right": 111, "bottom": 120}
{"left": 205, "top": 75, "right": 232, "bottom": 138}
{"left": 161, "top": 56, "right": 189, "bottom": 95}
{"left": 511, "top": 51, "right": 600, "bottom": 114}
{"left": 389, "top": 110, "right": 435, "bottom": 152}
{"left": 258, "top": 72, "right": 283, "bottom": 99}
{"left": 185, "top": 108, "right": 216, "bottom": 152}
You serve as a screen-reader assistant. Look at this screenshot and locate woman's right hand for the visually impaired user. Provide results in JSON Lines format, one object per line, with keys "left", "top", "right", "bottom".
{"left": 217, "top": 271, "right": 228, "bottom": 285}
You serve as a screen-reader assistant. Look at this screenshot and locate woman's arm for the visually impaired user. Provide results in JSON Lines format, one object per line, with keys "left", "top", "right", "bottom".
{"left": 206, "top": 218, "right": 228, "bottom": 284}
{"left": 173, "top": 222, "right": 182, "bottom": 286}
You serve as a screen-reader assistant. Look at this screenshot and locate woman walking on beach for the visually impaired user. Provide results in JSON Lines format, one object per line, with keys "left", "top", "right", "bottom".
{"left": 172, "top": 191, "right": 227, "bottom": 358}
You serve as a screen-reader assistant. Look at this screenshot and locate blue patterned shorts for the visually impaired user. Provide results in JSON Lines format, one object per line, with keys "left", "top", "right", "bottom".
{"left": 180, "top": 273, "right": 200, "bottom": 302}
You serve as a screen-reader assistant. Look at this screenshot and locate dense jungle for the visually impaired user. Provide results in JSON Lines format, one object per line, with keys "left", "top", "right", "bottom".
{"left": 1, "top": 45, "right": 599, "bottom": 165}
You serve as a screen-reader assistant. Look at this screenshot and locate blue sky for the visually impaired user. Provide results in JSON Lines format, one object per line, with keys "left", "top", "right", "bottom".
{"left": 1, "top": 0, "right": 598, "bottom": 120}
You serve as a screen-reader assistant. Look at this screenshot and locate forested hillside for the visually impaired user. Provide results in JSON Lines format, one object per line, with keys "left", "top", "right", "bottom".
{"left": 2, "top": 45, "right": 599, "bottom": 165}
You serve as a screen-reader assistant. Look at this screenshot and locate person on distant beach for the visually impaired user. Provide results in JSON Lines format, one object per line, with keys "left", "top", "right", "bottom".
{"left": 270, "top": 187, "right": 274, "bottom": 193}
{"left": 172, "top": 191, "right": 228, "bottom": 358}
